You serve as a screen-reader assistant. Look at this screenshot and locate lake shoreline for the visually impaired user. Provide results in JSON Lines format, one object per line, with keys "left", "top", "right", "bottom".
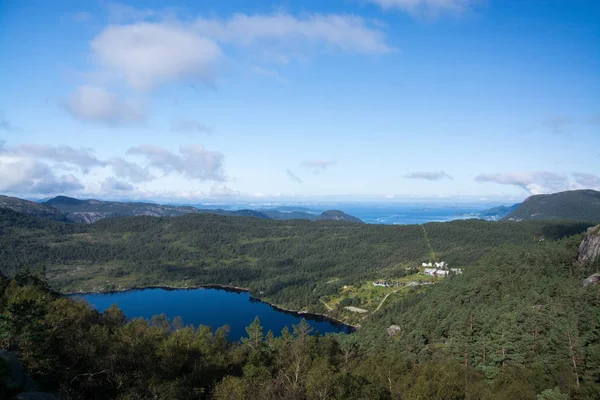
{"left": 65, "top": 283, "right": 358, "bottom": 331}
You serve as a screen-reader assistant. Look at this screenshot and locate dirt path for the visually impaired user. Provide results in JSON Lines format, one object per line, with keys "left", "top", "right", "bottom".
{"left": 320, "top": 299, "right": 333, "bottom": 311}
{"left": 373, "top": 289, "right": 402, "bottom": 313}
{"left": 422, "top": 226, "right": 437, "bottom": 261}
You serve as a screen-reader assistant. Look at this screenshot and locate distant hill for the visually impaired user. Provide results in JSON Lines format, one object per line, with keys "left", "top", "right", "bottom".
{"left": 0, "top": 195, "right": 68, "bottom": 222}
{"left": 503, "top": 189, "right": 600, "bottom": 222}
{"left": 38, "top": 196, "right": 363, "bottom": 224}
{"left": 316, "top": 210, "right": 364, "bottom": 223}
{"left": 476, "top": 203, "right": 520, "bottom": 221}
{"left": 44, "top": 196, "right": 200, "bottom": 223}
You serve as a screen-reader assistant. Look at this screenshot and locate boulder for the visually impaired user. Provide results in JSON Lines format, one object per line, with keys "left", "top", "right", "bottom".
{"left": 387, "top": 325, "right": 402, "bottom": 337}
{"left": 576, "top": 225, "right": 600, "bottom": 267}
{"left": 583, "top": 273, "right": 600, "bottom": 288}
{"left": 0, "top": 351, "right": 37, "bottom": 392}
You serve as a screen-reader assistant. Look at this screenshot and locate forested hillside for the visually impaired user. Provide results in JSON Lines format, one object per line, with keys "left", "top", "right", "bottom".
{"left": 1, "top": 225, "right": 599, "bottom": 399}
{"left": 0, "top": 209, "right": 592, "bottom": 312}
{"left": 504, "top": 190, "right": 600, "bottom": 222}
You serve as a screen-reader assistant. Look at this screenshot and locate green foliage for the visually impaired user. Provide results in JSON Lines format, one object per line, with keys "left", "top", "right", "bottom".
{"left": 504, "top": 189, "right": 600, "bottom": 222}
{"left": 1, "top": 211, "right": 599, "bottom": 398}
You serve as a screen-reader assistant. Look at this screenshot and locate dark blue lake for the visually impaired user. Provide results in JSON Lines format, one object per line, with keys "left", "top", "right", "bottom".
{"left": 73, "top": 287, "right": 353, "bottom": 341}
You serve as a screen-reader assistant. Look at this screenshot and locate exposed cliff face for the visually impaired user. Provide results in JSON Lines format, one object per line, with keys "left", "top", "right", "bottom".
{"left": 577, "top": 225, "right": 600, "bottom": 267}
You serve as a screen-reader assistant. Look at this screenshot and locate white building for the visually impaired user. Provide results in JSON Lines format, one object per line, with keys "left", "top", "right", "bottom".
{"left": 422, "top": 262, "right": 433, "bottom": 267}
{"left": 424, "top": 268, "right": 450, "bottom": 277}
{"left": 435, "top": 261, "right": 447, "bottom": 269}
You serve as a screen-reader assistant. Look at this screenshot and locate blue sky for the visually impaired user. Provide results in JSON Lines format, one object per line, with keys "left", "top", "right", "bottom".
{"left": 0, "top": 0, "right": 599, "bottom": 203}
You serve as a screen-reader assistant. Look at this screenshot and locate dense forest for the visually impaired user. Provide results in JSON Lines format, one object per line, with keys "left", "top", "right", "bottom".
{"left": 1, "top": 227, "right": 599, "bottom": 399}
{"left": 0, "top": 208, "right": 593, "bottom": 313}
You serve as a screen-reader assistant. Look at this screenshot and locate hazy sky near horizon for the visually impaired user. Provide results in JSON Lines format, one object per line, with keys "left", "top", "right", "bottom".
{"left": 1, "top": 0, "right": 599, "bottom": 202}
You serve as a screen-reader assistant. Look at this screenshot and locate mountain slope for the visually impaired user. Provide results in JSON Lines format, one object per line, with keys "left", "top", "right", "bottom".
{"left": 503, "top": 190, "right": 600, "bottom": 222}
{"left": 42, "top": 196, "right": 362, "bottom": 224}
{"left": 476, "top": 203, "right": 520, "bottom": 221}
{"left": 316, "top": 210, "right": 364, "bottom": 223}
{"left": 0, "top": 195, "right": 68, "bottom": 222}
{"left": 45, "top": 196, "right": 199, "bottom": 223}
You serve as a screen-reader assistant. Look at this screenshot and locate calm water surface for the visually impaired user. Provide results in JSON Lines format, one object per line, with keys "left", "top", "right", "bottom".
{"left": 74, "top": 288, "right": 352, "bottom": 341}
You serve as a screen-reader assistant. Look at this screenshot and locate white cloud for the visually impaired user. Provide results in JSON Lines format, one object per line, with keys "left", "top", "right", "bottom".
{"left": 171, "top": 118, "right": 213, "bottom": 134}
{"left": 252, "top": 66, "right": 286, "bottom": 82}
{"left": 194, "top": 13, "right": 393, "bottom": 55}
{"left": 209, "top": 184, "right": 239, "bottom": 198}
{"left": 91, "top": 23, "right": 222, "bottom": 91}
{"left": 64, "top": 85, "right": 146, "bottom": 125}
{"left": 405, "top": 171, "right": 452, "bottom": 180}
{"left": 127, "top": 144, "right": 226, "bottom": 181}
{"left": 286, "top": 168, "right": 303, "bottom": 183}
{"left": 107, "top": 2, "right": 155, "bottom": 23}
{"left": 0, "top": 159, "right": 84, "bottom": 195}
{"left": 10, "top": 144, "right": 107, "bottom": 173}
{"left": 572, "top": 172, "right": 600, "bottom": 189}
{"left": 368, "top": 0, "right": 479, "bottom": 17}
{"left": 301, "top": 160, "right": 337, "bottom": 174}
{"left": 108, "top": 157, "right": 154, "bottom": 182}
{"left": 101, "top": 177, "right": 134, "bottom": 192}
{"left": 474, "top": 171, "right": 600, "bottom": 194}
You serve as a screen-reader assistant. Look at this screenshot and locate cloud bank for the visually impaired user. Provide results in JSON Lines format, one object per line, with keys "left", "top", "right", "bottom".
{"left": 475, "top": 171, "right": 600, "bottom": 194}
{"left": 404, "top": 171, "right": 452, "bottom": 181}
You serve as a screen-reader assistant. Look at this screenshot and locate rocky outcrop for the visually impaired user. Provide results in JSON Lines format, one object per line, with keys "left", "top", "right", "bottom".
{"left": 583, "top": 273, "right": 600, "bottom": 288}
{"left": 0, "top": 351, "right": 37, "bottom": 392}
{"left": 576, "top": 225, "right": 600, "bottom": 267}
{"left": 0, "top": 351, "right": 59, "bottom": 400}
{"left": 387, "top": 325, "right": 402, "bottom": 337}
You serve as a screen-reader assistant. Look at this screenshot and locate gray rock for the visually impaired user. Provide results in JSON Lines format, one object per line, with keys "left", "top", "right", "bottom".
{"left": 387, "top": 325, "right": 402, "bottom": 337}
{"left": 0, "top": 351, "right": 37, "bottom": 392}
{"left": 583, "top": 273, "right": 600, "bottom": 288}
{"left": 576, "top": 225, "right": 600, "bottom": 267}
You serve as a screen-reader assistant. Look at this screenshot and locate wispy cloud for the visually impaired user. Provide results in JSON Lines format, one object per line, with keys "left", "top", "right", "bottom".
{"left": 74, "top": 11, "right": 91, "bottom": 23}
{"left": 0, "top": 111, "right": 19, "bottom": 132}
{"left": 542, "top": 114, "right": 572, "bottom": 135}
{"left": 252, "top": 66, "right": 286, "bottom": 83}
{"left": 286, "top": 168, "right": 302, "bottom": 183}
{"left": 301, "top": 160, "right": 337, "bottom": 174}
{"left": 404, "top": 171, "right": 452, "bottom": 181}
{"left": 8, "top": 144, "right": 107, "bottom": 173}
{"left": 572, "top": 172, "right": 600, "bottom": 189}
{"left": 367, "top": 0, "right": 480, "bottom": 18}
{"left": 475, "top": 171, "right": 600, "bottom": 194}
{"left": 171, "top": 118, "right": 213, "bottom": 134}
{"left": 0, "top": 159, "right": 84, "bottom": 195}
{"left": 127, "top": 144, "right": 226, "bottom": 181}
{"left": 63, "top": 85, "right": 146, "bottom": 125}
{"left": 588, "top": 114, "right": 600, "bottom": 126}
{"left": 101, "top": 177, "right": 134, "bottom": 192}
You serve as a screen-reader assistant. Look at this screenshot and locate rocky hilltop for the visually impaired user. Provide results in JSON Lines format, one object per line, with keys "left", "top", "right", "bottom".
{"left": 0, "top": 195, "right": 67, "bottom": 222}
{"left": 0, "top": 194, "right": 363, "bottom": 224}
{"left": 577, "top": 224, "right": 600, "bottom": 267}
{"left": 45, "top": 196, "right": 199, "bottom": 223}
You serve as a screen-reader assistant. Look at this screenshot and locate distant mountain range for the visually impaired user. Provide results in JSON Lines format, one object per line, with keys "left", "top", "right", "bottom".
{"left": 0, "top": 195, "right": 69, "bottom": 222}
{"left": 474, "top": 203, "right": 521, "bottom": 221}
{"left": 0, "top": 195, "right": 364, "bottom": 224}
{"left": 502, "top": 189, "right": 600, "bottom": 222}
